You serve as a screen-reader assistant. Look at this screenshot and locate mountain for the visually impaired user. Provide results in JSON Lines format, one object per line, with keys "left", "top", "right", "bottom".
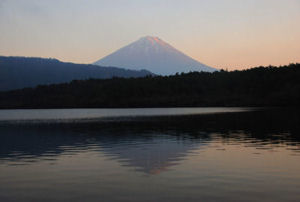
{"left": 94, "top": 36, "right": 217, "bottom": 75}
{"left": 0, "top": 56, "right": 153, "bottom": 91}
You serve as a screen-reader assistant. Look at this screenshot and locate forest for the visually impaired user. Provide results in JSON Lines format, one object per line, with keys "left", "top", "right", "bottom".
{"left": 0, "top": 63, "right": 299, "bottom": 108}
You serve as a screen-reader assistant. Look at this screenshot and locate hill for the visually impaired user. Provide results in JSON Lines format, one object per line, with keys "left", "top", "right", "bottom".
{"left": 0, "top": 56, "right": 153, "bottom": 91}
{"left": 0, "top": 64, "right": 299, "bottom": 109}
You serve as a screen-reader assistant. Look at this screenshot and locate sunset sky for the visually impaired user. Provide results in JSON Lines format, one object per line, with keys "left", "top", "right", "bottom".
{"left": 0, "top": 0, "right": 299, "bottom": 70}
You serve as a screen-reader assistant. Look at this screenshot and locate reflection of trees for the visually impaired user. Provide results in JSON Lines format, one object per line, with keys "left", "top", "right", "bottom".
{"left": 0, "top": 109, "right": 299, "bottom": 173}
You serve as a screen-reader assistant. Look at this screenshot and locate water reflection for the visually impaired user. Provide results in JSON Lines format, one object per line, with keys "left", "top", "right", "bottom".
{"left": 0, "top": 125, "right": 207, "bottom": 173}
{"left": 0, "top": 108, "right": 300, "bottom": 173}
{"left": 1, "top": 108, "right": 300, "bottom": 202}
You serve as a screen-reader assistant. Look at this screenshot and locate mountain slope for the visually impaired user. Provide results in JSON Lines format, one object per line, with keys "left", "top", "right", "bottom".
{"left": 0, "top": 56, "right": 152, "bottom": 91}
{"left": 94, "top": 36, "right": 217, "bottom": 75}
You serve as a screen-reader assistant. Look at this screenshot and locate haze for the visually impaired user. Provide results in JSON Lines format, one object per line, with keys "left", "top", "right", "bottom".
{"left": 0, "top": 0, "right": 299, "bottom": 70}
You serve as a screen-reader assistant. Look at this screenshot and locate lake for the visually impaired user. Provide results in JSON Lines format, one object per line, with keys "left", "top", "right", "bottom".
{"left": 0, "top": 107, "right": 249, "bottom": 122}
{"left": 0, "top": 107, "right": 299, "bottom": 202}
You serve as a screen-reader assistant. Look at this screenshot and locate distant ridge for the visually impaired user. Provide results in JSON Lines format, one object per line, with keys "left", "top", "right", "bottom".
{"left": 94, "top": 36, "right": 217, "bottom": 75}
{"left": 0, "top": 56, "right": 153, "bottom": 91}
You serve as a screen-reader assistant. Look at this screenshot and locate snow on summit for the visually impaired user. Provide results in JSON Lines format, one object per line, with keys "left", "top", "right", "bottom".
{"left": 94, "top": 36, "right": 217, "bottom": 75}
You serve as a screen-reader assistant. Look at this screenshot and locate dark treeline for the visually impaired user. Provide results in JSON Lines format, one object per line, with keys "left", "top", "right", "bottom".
{"left": 0, "top": 64, "right": 299, "bottom": 108}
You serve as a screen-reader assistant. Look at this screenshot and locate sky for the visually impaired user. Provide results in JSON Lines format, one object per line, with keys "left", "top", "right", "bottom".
{"left": 0, "top": 0, "right": 299, "bottom": 70}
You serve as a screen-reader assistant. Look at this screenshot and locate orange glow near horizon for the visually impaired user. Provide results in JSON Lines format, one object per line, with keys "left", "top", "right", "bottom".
{"left": 0, "top": 0, "right": 299, "bottom": 70}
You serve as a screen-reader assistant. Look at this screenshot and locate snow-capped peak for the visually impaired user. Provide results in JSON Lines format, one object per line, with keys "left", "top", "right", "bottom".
{"left": 94, "top": 36, "right": 217, "bottom": 75}
{"left": 139, "top": 36, "right": 169, "bottom": 46}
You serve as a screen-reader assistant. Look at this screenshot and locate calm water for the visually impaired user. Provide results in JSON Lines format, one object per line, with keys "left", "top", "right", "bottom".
{"left": 0, "top": 108, "right": 300, "bottom": 202}
{"left": 0, "top": 107, "right": 248, "bottom": 122}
